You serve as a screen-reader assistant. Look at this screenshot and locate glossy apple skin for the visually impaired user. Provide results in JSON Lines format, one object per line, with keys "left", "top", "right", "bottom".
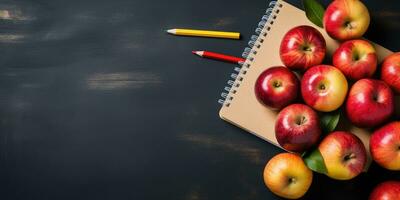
{"left": 254, "top": 66, "right": 299, "bottom": 110}
{"left": 263, "top": 153, "right": 313, "bottom": 199}
{"left": 381, "top": 52, "right": 400, "bottom": 94}
{"left": 318, "top": 131, "right": 367, "bottom": 180}
{"left": 323, "top": 0, "right": 370, "bottom": 41}
{"left": 346, "top": 79, "right": 394, "bottom": 128}
{"left": 369, "top": 181, "right": 400, "bottom": 200}
{"left": 370, "top": 121, "right": 400, "bottom": 170}
{"left": 280, "top": 25, "right": 326, "bottom": 71}
{"left": 301, "top": 65, "right": 348, "bottom": 112}
{"left": 275, "top": 104, "right": 321, "bottom": 152}
{"left": 370, "top": 181, "right": 400, "bottom": 200}
{"left": 333, "top": 39, "right": 377, "bottom": 80}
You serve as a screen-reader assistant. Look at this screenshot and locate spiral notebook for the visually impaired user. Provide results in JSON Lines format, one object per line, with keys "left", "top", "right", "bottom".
{"left": 218, "top": 0, "right": 394, "bottom": 162}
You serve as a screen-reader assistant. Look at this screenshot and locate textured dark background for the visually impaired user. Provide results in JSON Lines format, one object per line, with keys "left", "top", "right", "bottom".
{"left": 0, "top": 0, "right": 399, "bottom": 199}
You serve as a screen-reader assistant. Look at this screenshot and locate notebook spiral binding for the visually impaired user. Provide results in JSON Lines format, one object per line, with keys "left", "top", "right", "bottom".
{"left": 218, "top": 1, "right": 283, "bottom": 107}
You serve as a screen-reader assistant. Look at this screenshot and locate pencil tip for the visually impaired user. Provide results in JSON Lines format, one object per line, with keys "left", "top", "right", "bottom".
{"left": 192, "top": 51, "right": 203, "bottom": 56}
{"left": 166, "top": 29, "right": 175, "bottom": 34}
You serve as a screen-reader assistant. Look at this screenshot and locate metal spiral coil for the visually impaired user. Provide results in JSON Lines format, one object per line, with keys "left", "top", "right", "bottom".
{"left": 218, "top": 1, "right": 282, "bottom": 107}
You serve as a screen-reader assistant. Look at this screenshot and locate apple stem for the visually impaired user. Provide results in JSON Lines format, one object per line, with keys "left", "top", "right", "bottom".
{"left": 345, "top": 21, "right": 354, "bottom": 30}
{"left": 295, "top": 116, "right": 307, "bottom": 125}
{"left": 373, "top": 93, "right": 379, "bottom": 102}
{"left": 303, "top": 46, "right": 312, "bottom": 52}
{"left": 273, "top": 81, "right": 282, "bottom": 88}
{"left": 352, "top": 53, "right": 360, "bottom": 61}
{"left": 343, "top": 153, "right": 356, "bottom": 161}
{"left": 288, "top": 177, "right": 296, "bottom": 184}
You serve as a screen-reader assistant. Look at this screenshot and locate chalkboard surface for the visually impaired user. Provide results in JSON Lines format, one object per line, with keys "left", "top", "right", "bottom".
{"left": 0, "top": 0, "right": 399, "bottom": 199}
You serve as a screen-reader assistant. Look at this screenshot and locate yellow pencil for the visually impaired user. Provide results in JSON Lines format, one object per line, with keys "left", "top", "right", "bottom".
{"left": 166, "top": 28, "right": 240, "bottom": 39}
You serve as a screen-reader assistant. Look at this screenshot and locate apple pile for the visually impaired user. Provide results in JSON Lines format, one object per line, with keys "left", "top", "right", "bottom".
{"left": 255, "top": 0, "right": 400, "bottom": 199}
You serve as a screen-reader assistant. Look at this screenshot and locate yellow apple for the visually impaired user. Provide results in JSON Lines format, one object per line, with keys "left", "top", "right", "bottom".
{"left": 319, "top": 131, "right": 367, "bottom": 180}
{"left": 301, "top": 65, "right": 348, "bottom": 112}
{"left": 263, "top": 153, "right": 313, "bottom": 199}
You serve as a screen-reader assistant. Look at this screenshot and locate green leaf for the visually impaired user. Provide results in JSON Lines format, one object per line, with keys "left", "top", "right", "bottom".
{"left": 302, "top": 149, "right": 327, "bottom": 174}
{"left": 302, "top": 0, "right": 325, "bottom": 28}
{"left": 320, "top": 111, "right": 340, "bottom": 133}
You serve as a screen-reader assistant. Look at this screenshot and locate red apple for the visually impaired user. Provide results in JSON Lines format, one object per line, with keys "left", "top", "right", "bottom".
{"left": 319, "top": 131, "right": 367, "bottom": 180}
{"left": 263, "top": 153, "right": 313, "bottom": 199}
{"left": 333, "top": 39, "right": 377, "bottom": 80}
{"left": 381, "top": 52, "right": 400, "bottom": 94}
{"left": 346, "top": 79, "right": 394, "bottom": 128}
{"left": 323, "top": 0, "right": 370, "bottom": 41}
{"left": 254, "top": 66, "right": 299, "bottom": 110}
{"left": 370, "top": 121, "right": 400, "bottom": 170}
{"left": 370, "top": 181, "right": 400, "bottom": 200}
{"left": 275, "top": 104, "right": 321, "bottom": 152}
{"left": 280, "top": 25, "right": 326, "bottom": 71}
{"left": 301, "top": 65, "right": 348, "bottom": 112}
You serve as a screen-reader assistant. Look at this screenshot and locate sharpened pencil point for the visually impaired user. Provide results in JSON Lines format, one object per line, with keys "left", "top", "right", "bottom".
{"left": 166, "top": 29, "right": 176, "bottom": 34}
{"left": 192, "top": 51, "right": 203, "bottom": 57}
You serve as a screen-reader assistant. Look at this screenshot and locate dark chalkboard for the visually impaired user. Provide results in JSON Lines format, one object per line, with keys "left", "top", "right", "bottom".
{"left": 0, "top": 0, "right": 398, "bottom": 199}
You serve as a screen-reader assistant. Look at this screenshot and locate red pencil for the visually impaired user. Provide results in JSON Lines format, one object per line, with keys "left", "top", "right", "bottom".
{"left": 192, "top": 51, "right": 245, "bottom": 64}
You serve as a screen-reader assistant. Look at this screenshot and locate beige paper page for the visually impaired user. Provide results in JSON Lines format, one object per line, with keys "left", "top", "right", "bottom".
{"left": 219, "top": 0, "right": 394, "bottom": 166}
